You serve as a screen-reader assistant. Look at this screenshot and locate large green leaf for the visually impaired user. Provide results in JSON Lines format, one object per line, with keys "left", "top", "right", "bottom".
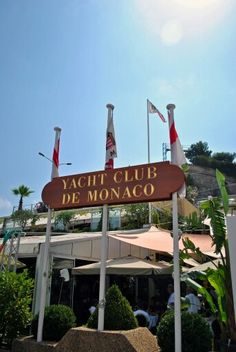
{"left": 216, "top": 169, "right": 229, "bottom": 215}
{"left": 207, "top": 267, "right": 227, "bottom": 322}
{"left": 181, "top": 275, "right": 217, "bottom": 314}
{"left": 200, "top": 198, "right": 226, "bottom": 253}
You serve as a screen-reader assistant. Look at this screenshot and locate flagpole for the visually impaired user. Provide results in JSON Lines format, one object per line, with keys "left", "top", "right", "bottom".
{"left": 147, "top": 99, "right": 152, "bottom": 224}
{"left": 147, "top": 99, "right": 150, "bottom": 164}
{"left": 98, "top": 204, "right": 108, "bottom": 331}
{"left": 98, "top": 103, "right": 115, "bottom": 331}
{"left": 37, "top": 127, "right": 61, "bottom": 342}
{"left": 167, "top": 104, "right": 182, "bottom": 352}
{"left": 172, "top": 191, "right": 181, "bottom": 352}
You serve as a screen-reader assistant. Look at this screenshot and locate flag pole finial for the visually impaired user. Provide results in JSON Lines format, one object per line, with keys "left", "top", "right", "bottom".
{"left": 106, "top": 103, "right": 114, "bottom": 111}
{"left": 166, "top": 104, "right": 176, "bottom": 111}
{"left": 54, "top": 126, "right": 61, "bottom": 132}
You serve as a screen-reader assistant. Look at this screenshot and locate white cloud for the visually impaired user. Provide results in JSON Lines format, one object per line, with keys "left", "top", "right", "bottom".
{"left": 150, "top": 74, "right": 197, "bottom": 100}
{"left": 0, "top": 197, "right": 12, "bottom": 215}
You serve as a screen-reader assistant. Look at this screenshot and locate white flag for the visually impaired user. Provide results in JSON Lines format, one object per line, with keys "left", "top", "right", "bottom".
{"left": 105, "top": 104, "right": 117, "bottom": 170}
{"left": 167, "top": 106, "right": 186, "bottom": 197}
{"left": 51, "top": 127, "right": 61, "bottom": 179}
{"left": 148, "top": 99, "right": 166, "bottom": 122}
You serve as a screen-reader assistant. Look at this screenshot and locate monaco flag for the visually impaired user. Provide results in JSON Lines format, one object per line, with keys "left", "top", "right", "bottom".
{"left": 51, "top": 127, "right": 61, "bottom": 179}
{"left": 148, "top": 99, "right": 166, "bottom": 122}
{"left": 167, "top": 104, "right": 187, "bottom": 197}
{"left": 105, "top": 104, "right": 117, "bottom": 170}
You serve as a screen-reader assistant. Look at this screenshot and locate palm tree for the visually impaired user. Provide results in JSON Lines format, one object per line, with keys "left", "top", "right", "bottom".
{"left": 11, "top": 185, "right": 34, "bottom": 211}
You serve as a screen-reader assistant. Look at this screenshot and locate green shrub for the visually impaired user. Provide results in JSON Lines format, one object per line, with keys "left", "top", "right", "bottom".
{"left": 87, "top": 284, "right": 138, "bottom": 330}
{"left": 0, "top": 270, "right": 34, "bottom": 347}
{"left": 156, "top": 311, "right": 212, "bottom": 352}
{"left": 31, "top": 304, "right": 76, "bottom": 341}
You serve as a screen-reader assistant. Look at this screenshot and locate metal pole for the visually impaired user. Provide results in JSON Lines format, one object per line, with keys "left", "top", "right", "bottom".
{"left": 98, "top": 204, "right": 108, "bottom": 331}
{"left": 37, "top": 207, "right": 52, "bottom": 341}
{"left": 167, "top": 103, "right": 182, "bottom": 352}
{"left": 37, "top": 127, "right": 61, "bottom": 342}
{"left": 147, "top": 99, "right": 150, "bottom": 164}
{"left": 147, "top": 99, "right": 152, "bottom": 224}
{"left": 172, "top": 192, "right": 181, "bottom": 352}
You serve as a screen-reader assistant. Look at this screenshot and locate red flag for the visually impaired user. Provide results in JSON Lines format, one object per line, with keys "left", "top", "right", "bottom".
{"left": 167, "top": 104, "right": 186, "bottom": 197}
{"left": 51, "top": 127, "right": 61, "bottom": 179}
{"left": 105, "top": 104, "right": 117, "bottom": 170}
{"left": 148, "top": 99, "right": 166, "bottom": 122}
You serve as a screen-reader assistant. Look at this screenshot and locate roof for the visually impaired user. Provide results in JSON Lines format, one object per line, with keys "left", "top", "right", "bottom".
{"left": 72, "top": 255, "right": 173, "bottom": 276}
{"left": 186, "top": 259, "right": 222, "bottom": 272}
{"left": 109, "top": 226, "right": 215, "bottom": 255}
{"left": 1, "top": 226, "right": 216, "bottom": 262}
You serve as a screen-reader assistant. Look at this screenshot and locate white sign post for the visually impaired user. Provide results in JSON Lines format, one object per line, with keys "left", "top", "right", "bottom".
{"left": 37, "top": 127, "right": 61, "bottom": 342}
{"left": 97, "top": 204, "right": 108, "bottom": 331}
{"left": 172, "top": 192, "right": 182, "bottom": 352}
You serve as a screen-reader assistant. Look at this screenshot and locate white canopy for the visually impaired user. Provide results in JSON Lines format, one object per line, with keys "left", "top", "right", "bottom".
{"left": 72, "top": 256, "right": 173, "bottom": 276}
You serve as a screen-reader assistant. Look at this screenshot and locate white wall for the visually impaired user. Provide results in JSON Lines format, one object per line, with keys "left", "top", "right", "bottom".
{"left": 226, "top": 215, "right": 236, "bottom": 322}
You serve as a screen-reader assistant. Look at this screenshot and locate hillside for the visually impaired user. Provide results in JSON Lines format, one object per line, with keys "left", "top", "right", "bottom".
{"left": 188, "top": 165, "right": 236, "bottom": 201}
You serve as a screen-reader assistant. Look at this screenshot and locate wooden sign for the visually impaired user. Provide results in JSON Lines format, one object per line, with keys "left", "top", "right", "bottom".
{"left": 41, "top": 161, "right": 185, "bottom": 210}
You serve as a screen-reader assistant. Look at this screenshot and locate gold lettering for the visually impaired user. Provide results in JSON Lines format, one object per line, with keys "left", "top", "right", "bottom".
{"left": 134, "top": 168, "right": 144, "bottom": 181}
{"left": 147, "top": 166, "right": 157, "bottom": 180}
{"left": 72, "top": 192, "right": 80, "bottom": 204}
{"left": 62, "top": 179, "right": 67, "bottom": 190}
{"left": 133, "top": 184, "right": 143, "bottom": 197}
{"left": 62, "top": 193, "right": 71, "bottom": 204}
{"left": 122, "top": 186, "right": 132, "bottom": 198}
{"left": 77, "top": 176, "right": 86, "bottom": 188}
{"left": 110, "top": 187, "right": 120, "bottom": 200}
{"left": 69, "top": 178, "right": 77, "bottom": 189}
{"left": 87, "top": 175, "right": 97, "bottom": 187}
{"left": 144, "top": 183, "right": 155, "bottom": 196}
{"left": 114, "top": 171, "right": 122, "bottom": 184}
{"left": 100, "top": 189, "right": 109, "bottom": 201}
{"left": 124, "top": 170, "right": 134, "bottom": 182}
{"left": 87, "top": 190, "right": 98, "bottom": 202}
{"left": 98, "top": 173, "right": 107, "bottom": 185}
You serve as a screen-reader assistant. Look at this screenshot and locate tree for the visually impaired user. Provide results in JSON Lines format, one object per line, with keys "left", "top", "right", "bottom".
{"left": 87, "top": 284, "right": 138, "bottom": 330}
{"left": 157, "top": 310, "right": 212, "bottom": 352}
{"left": 54, "top": 211, "right": 76, "bottom": 232}
{"left": 181, "top": 170, "right": 236, "bottom": 345}
{"left": 186, "top": 185, "right": 199, "bottom": 205}
{"left": 122, "top": 203, "right": 149, "bottom": 229}
{"left": 0, "top": 270, "right": 34, "bottom": 347}
{"left": 31, "top": 304, "right": 76, "bottom": 341}
{"left": 11, "top": 209, "right": 38, "bottom": 230}
{"left": 11, "top": 185, "right": 34, "bottom": 211}
{"left": 185, "top": 141, "right": 212, "bottom": 163}
{"left": 212, "top": 152, "right": 236, "bottom": 163}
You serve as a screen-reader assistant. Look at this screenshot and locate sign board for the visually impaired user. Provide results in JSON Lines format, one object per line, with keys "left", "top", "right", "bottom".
{"left": 42, "top": 161, "right": 185, "bottom": 210}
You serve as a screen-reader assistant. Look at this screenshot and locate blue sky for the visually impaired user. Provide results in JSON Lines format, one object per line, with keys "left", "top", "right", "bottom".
{"left": 0, "top": 0, "right": 235, "bottom": 216}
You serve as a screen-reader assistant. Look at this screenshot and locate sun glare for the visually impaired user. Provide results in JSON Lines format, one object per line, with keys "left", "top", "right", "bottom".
{"left": 135, "top": 0, "right": 233, "bottom": 45}
{"left": 160, "top": 21, "right": 183, "bottom": 45}
{"left": 174, "top": 0, "right": 221, "bottom": 9}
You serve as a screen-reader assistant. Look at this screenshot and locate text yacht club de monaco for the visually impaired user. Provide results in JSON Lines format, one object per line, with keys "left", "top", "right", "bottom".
{"left": 42, "top": 161, "right": 185, "bottom": 210}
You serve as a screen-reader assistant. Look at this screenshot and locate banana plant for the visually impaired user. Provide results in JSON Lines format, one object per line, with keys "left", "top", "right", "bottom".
{"left": 180, "top": 169, "right": 236, "bottom": 342}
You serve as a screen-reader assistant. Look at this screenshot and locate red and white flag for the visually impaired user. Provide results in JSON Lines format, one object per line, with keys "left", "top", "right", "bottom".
{"left": 148, "top": 99, "right": 166, "bottom": 123}
{"left": 167, "top": 105, "right": 186, "bottom": 197}
{"left": 51, "top": 127, "right": 61, "bottom": 179}
{"left": 105, "top": 104, "right": 117, "bottom": 170}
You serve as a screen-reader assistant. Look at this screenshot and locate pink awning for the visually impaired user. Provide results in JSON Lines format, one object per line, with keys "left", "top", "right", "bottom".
{"left": 109, "top": 226, "right": 214, "bottom": 254}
